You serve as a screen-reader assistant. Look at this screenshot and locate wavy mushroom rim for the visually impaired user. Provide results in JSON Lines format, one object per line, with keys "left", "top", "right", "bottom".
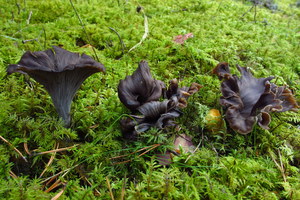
{"left": 213, "top": 62, "right": 299, "bottom": 134}
{"left": 7, "top": 46, "right": 105, "bottom": 127}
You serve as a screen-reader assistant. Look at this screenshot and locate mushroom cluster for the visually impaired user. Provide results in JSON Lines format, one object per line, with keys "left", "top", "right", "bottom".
{"left": 7, "top": 46, "right": 105, "bottom": 127}
{"left": 118, "top": 60, "right": 201, "bottom": 138}
{"left": 213, "top": 62, "right": 299, "bottom": 134}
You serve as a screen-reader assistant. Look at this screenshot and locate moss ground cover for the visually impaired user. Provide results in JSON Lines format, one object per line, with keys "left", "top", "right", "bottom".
{"left": 0, "top": 0, "right": 299, "bottom": 199}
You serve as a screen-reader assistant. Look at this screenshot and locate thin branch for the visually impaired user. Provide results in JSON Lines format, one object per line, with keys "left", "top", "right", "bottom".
{"left": 42, "top": 171, "right": 64, "bottom": 185}
{"left": 110, "top": 144, "right": 160, "bottom": 165}
{"left": 110, "top": 145, "right": 155, "bottom": 160}
{"left": 45, "top": 166, "right": 73, "bottom": 192}
{"left": 278, "top": 149, "right": 286, "bottom": 182}
{"left": 128, "top": 14, "right": 148, "bottom": 53}
{"left": 0, "top": 135, "right": 27, "bottom": 162}
{"left": 22, "top": 38, "right": 38, "bottom": 44}
{"left": 16, "top": 3, "right": 21, "bottom": 14}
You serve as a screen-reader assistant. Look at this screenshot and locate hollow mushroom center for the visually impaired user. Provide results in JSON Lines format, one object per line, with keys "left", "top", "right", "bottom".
{"left": 238, "top": 78, "right": 266, "bottom": 116}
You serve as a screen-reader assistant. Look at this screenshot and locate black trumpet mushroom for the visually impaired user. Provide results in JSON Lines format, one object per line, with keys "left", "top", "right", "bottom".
{"left": 213, "top": 62, "right": 299, "bottom": 134}
{"left": 165, "top": 79, "right": 202, "bottom": 108}
{"left": 118, "top": 60, "right": 165, "bottom": 111}
{"left": 118, "top": 61, "right": 201, "bottom": 138}
{"left": 120, "top": 98, "right": 182, "bottom": 138}
{"left": 7, "top": 46, "right": 105, "bottom": 127}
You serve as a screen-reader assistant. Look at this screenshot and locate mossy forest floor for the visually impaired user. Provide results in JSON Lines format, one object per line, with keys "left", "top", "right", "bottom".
{"left": 0, "top": 0, "right": 300, "bottom": 199}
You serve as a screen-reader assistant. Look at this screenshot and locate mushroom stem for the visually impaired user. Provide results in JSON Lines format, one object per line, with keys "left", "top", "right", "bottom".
{"left": 7, "top": 46, "right": 105, "bottom": 126}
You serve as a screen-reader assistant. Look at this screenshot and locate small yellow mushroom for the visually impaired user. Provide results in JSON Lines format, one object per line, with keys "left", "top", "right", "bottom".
{"left": 205, "top": 109, "right": 223, "bottom": 132}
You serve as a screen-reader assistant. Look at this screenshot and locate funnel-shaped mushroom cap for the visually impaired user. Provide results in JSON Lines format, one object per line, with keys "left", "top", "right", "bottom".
{"left": 7, "top": 46, "right": 105, "bottom": 127}
{"left": 213, "top": 63, "right": 299, "bottom": 134}
{"left": 118, "top": 60, "right": 201, "bottom": 138}
{"left": 120, "top": 98, "right": 182, "bottom": 138}
{"left": 165, "top": 79, "right": 202, "bottom": 108}
{"left": 212, "top": 62, "right": 231, "bottom": 80}
{"left": 118, "top": 60, "right": 165, "bottom": 111}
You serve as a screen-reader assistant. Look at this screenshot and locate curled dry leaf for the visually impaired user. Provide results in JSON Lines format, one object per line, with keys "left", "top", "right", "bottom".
{"left": 7, "top": 46, "right": 105, "bottom": 127}
{"left": 213, "top": 62, "right": 299, "bottom": 134}
{"left": 173, "top": 33, "right": 194, "bottom": 45}
{"left": 157, "top": 134, "right": 195, "bottom": 165}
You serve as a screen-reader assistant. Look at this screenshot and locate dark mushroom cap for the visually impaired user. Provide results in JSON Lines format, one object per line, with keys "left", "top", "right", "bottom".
{"left": 7, "top": 46, "right": 105, "bottom": 127}
{"left": 118, "top": 60, "right": 165, "bottom": 111}
{"left": 120, "top": 99, "right": 182, "bottom": 138}
{"left": 119, "top": 60, "right": 201, "bottom": 138}
{"left": 213, "top": 63, "right": 299, "bottom": 134}
{"left": 165, "top": 79, "right": 202, "bottom": 108}
{"left": 212, "top": 62, "right": 231, "bottom": 80}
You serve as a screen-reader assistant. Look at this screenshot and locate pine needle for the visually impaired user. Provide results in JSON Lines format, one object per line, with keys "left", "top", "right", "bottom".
{"left": 33, "top": 144, "right": 78, "bottom": 156}
{"left": 106, "top": 176, "right": 115, "bottom": 200}
{"left": 39, "top": 143, "right": 59, "bottom": 178}
{"left": 51, "top": 185, "right": 66, "bottom": 200}
{"left": 9, "top": 170, "right": 18, "bottom": 179}
{"left": 0, "top": 135, "right": 27, "bottom": 162}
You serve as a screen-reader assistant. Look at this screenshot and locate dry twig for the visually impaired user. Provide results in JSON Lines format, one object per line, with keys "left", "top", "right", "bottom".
{"left": 185, "top": 139, "right": 202, "bottom": 163}
{"left": 128, "top": 13, "right": 148, "bottom": 53}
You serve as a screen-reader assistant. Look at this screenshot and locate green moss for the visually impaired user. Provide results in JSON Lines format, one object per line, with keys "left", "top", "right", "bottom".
{"left": 0, "top": 0, "right": 299, "bottom": 199}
